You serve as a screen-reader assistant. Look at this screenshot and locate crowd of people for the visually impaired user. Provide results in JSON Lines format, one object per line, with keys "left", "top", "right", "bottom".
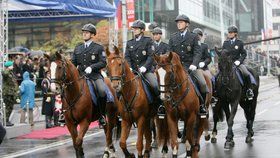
{"left": 1, "top": 53, "right": 62, "bottom": 130}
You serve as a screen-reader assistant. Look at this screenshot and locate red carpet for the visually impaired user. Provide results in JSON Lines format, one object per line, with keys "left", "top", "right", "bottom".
{"left": 18, "top": 122, "right": 98, "bottom": 139}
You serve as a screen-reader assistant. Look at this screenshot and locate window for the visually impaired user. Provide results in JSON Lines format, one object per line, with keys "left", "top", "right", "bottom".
{"left": 273, "top": 9, "right": 280, "bottom": 17}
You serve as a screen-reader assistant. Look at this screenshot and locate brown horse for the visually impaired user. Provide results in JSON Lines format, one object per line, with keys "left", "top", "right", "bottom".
{"left": 155, "top": 52, "right": 212, "bottom": 158}
{"left": 48, "top": 52, "right": 120, "bottom": 158}
{"left": 106, "top": 46, "right": 155, "bottom": 158}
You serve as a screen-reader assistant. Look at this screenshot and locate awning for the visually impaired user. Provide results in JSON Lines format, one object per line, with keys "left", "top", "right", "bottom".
{"left": 8, "top": 0, "right": 116, "bottom": 22}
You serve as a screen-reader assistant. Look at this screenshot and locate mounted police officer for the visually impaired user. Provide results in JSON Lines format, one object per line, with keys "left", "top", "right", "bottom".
{"left": 152, "top": 27, "right": 170, "bottom": 55}
{"left": 169, "top": 14, "right": 208, "bottom": 117}
{"left": 222, "top": 25, "right": 254, "bottom": 100}
{"left": 193, "top": 28, "right": 212, "bottom": 79}
{"left": 71, "top": 23, "right": 107, "bottom": 126}
{"left": 125, "top": 20, "right": 166, "bottom": 117}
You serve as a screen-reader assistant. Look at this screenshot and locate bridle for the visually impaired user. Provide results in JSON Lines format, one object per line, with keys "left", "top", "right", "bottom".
{"left": 156, "top": 61, "right": 190, "bottom": 108}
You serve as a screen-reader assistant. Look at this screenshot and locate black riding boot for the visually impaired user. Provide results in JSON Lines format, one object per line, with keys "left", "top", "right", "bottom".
{"left": 98, "top": 97, "right": 107, "bottom": 127}
{"left": 46, "top": 116, "right": 53, "bottom": 128}
{"left": 246, "top": 77, "right": 254, "bottom": 100}
{"left": 156, "top": 97, "right": 166, "bottom": 119}
{"left": 198, "top": 93, "right": 208, "bottom": 118}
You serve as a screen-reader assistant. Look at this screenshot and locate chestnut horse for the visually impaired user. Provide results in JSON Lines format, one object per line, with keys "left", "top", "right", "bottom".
{"left": 106, "top": 46, "right": 155, "bottom": 158}
{"left": 155, "top": 52, "right": 212, "bottom": 158}
{"left": 48, "top": 52, "right": 120, "bottom": 158}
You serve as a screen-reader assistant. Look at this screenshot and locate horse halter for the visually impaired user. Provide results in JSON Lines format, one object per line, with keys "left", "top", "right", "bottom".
{"left": 106, "top": 56, "right": 126, "bottom": 83}
{"left": 156, "top": 62, "right": 176, "bottom": 93}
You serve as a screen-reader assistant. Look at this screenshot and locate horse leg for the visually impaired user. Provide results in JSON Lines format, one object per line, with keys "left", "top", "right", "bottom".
{"left": 75, "top": 119, "right": 90, "bottom": 158}
{"left": 211, "top": 99, "right": 222, "bottom": 143}
{"left": 136, "top": 116, "right": 146, "bottom": 158}
{"left": 241, "top": 100, "right": 256, "bottom": 143}
{"left": 103, "top": 105, "right": 117, "bottom": 158}
{"left": 66, "top": 122, "right": 80, "bottom": 158}
{"left": 224, "top": 101, "right": 238, "bottom": 149}
{"left": 119, "top": 119, "right": 134, "bottom": 158}
{"left": 186, "top": 113, "right": 198, "bottom": 158}
{"left": 167, "top": 116, "right": 178, "bottom": 158}
{"left": 150, "top": 118, "right": 158, "bottom": 148}
{"left": 144, "top": 118, "right": 152, "bottom": 158}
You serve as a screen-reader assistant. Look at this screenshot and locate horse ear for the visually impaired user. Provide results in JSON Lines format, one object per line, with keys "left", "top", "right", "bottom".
{"left": 113, "top": 45, "right": 120, "bottom": 55}
{"left": 153, "top": 53, "right": 160, "bottom": 63}
{"left": 167, "top": 52, "right": 173, "bottom": 62}
{"left": 105, "top": 47, "right": 111, "bottom": 57}
{"left": 55, "top": 51, "right": 62, "bottom": 60}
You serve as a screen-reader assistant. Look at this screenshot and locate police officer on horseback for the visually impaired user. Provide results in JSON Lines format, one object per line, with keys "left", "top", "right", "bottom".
{"left": 222, "top": 25, "right": 254, "bottom": 100}
{"left": 125, "top": 20, "right": 166, "bottom": 117}
{"left": 169, "top": 14, "right": 208, "bottom": 117}
{"left": 152, "top": 27, "right": 170, "bottom": 55}
{"left": 71, "top": 23, "right": 107, "bottom": 126}
{"left": 193, "top": 28, "right": 212, "bottom": 79}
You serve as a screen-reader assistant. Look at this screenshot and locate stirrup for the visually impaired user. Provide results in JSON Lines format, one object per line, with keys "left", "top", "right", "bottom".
{"left": 246, "top": 89, "right": 254, "bottom": 100}
{"left": 157, "top": 105, "right": 166, "bottom": 119}
{"left": 198, "top": 105, "right": 208, "bottom": 119}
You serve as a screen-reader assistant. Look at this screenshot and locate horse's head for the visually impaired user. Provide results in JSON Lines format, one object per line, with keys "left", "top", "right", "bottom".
{"left": 106, "top": 45, "right": 125, "bottom": 92}
{"left": 218, "top": 49, "right": 234, "bottom": 85}
{"left": 154, "top": 52, "right": 182, "bottom": 100}
{"left": 47, "top": 51, "right": 74, "bottom": 93}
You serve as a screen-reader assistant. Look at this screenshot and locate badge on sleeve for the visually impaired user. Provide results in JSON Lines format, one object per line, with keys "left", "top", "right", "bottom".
{"left": 198, "top": 41, "right": 201, "bottom": 46}
{"left": 130, "top": 46, "right": 133, "bottom": 48}
{"left": 91, "top": 55, "right": 96, "bottom": 60}
{"left": 142, "top": 51, "right": 147, "bottom": 55}
{"left": 151, "top": 45, "right": 155, "bottom": 51}
{"left": 235, "top": 45, "right": 238, "bottom": 49}
{"left": 187, "top": 46, "right": 192, "bottom": 51}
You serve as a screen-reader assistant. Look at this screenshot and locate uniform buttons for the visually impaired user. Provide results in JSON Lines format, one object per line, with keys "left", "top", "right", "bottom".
{"left": 181, "top": 51, "right": 184, "bottom": 53}
{"left": 84, "top": 54, "right": 86, "bottom": 56}
{"left": 84, "top": 59, "right": 86, "bottom": 61}
{"left": 84, "top": 65, "right": 86, "bottom": 67}
{"left": 181, "top": 45, "right": 184, "bottom": 47}
{"left": 136, "top": 55, "right": 138, "bottom": 57}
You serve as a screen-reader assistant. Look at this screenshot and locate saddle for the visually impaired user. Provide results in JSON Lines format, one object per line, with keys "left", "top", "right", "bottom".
{"left": 235, "top": 67, "right": 257, "bottom": 87}
{"left": 86, "top": 79, "right": 114, "bottom": 107}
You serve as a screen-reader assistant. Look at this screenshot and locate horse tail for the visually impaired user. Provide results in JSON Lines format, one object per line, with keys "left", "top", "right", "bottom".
{"left": 156, "top": 117, "right": 169, "bottom": 146}
{"left": 115, "top": 117, "right": 122, "bottom": 140}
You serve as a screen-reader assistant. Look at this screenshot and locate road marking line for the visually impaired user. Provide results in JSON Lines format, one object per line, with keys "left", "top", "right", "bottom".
{"left": 256, "top": 109, "right": 268, "bottom": 116}
{"left": 2, "top": 131, "right": 103, "bottom": 158}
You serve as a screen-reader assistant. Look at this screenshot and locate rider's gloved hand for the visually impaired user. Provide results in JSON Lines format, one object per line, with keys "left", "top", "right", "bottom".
{"left": 85, "top": 67, "right": 92, "bottom": 74}
{"left": 139, "top": 66, "right": 147, "bottom": 73}
{"left": 234, "top": 60, "right": 240, "bottom": 66}
{"left": 189, "top": 65, "right": 197, "bottom": 71}
{"left": 199, "top": 62, "right": 205, "bottom": 68}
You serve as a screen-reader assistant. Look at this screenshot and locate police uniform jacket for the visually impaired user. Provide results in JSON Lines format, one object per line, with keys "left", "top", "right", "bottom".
{"left": 222, "top": 38, "right": 247, "bottom": 64}
{"left": 72, "top": 42, "right": 106, "bottom": 80}
{"left": 154, "top": 41, "right": 170, "bottom": 55}
{"left": 200, "top": 43, "right": 211, "bottom": 70}
{"left": 125, "top": 36, "right": 154, "bottom": 72}
{"left": 169, "top": 31, "right": 202, "bottom": 69}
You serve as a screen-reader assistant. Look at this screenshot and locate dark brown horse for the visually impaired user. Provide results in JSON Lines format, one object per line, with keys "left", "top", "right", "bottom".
{"left": 155, "top": 52, "right": 212, "bottom": 158}
{"left": 106, "top": 46, "right": 155, "bottom": 158}
{"left": 48, "top": 52, "right": 120, "bottom": 158}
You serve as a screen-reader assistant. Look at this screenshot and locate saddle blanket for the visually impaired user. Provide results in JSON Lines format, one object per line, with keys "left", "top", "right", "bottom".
{"left": 86, "top": 80, "right": 114, "bottom": 106}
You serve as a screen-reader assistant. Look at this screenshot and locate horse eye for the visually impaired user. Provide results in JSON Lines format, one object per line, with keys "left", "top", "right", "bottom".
{"left": 119, "top": 63, "right": 121, "bottom": 66}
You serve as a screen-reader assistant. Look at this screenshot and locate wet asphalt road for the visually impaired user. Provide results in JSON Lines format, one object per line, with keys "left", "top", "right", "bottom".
{"left": 1, "top": 77, "right": 280, "bottom": 158}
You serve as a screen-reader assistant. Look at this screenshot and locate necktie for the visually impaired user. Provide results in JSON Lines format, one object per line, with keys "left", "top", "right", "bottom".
{"left": 231, "top": 40, "right": 234, "bottom": 45}
{"left": 181, "top": 34, "right": 184, "bottom": 39}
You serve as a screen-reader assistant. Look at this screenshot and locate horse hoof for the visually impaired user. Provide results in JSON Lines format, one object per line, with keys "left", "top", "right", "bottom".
{"left": 144, "top": 150, "right": 150, "bottom": 158}
{"left": 211, "top": 137, "right": 217, "bottom": 143}
{"left": 181, "top": 137, "right": 186, "bottom": 143}
{"left": 205, "top": 134, "right": 211, "bottom": 141}
{"left": 130, "top": 153, "right": 136, "bottom": 158}
{"left": 224, "top": 140, "right": 234, "bottom": 149}
{"left": 138, "top": 155, "right": 143, "bottom": 158}
{"left": 172, "top": 154, "right": 177, "bottom": 158}
{"left": 103, "top": 151, "right": 109, "bottom": 158}
{"left": 151, "top": 141, "right": 158, "bottom": 148}
{"left": 245, "top": 136, "right": 253, "bottom": 143}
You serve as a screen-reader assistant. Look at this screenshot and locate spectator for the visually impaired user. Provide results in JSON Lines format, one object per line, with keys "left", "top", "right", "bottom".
{"left": 0, "top": 123, "right": 6, "bottom": 145}
{"left": 13, "top": 56, "right": 23, "bottom": 85}
{"left": 22, "top": 58, "right": 34, "bottom": 79}
{"left": 3, "top": 61, "right": 19, "bottom": 126}
{"left": 19, "top": 71, "right": 36, "bottom": 126}
{"left": 41, "top": 71, "right": 56, "bottom": 128}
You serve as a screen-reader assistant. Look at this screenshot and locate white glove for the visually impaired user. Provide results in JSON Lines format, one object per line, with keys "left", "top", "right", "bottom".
{"left": 130, "top": 68, "right": 133, "bottom": 71}
{"left": 85, "top": 67, "right": 92, "bottom": 74}
{"left": 199, "top": 62, "right": 205, "bottom": 68}
{"left": 234, "top": 60, "right": 240, "bottom": 66}
{"left": 139, "top": 66, "right": 147, "bottom": 73}
{"left": 189, "top": 65, "right": 197, "bottom": 71}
